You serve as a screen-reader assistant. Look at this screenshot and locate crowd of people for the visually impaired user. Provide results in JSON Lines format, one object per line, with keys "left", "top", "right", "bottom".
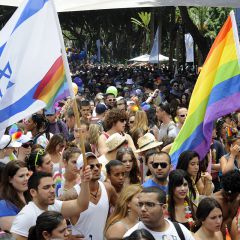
{"left": 0, "top": 64, "right": 240, "bottom": 240}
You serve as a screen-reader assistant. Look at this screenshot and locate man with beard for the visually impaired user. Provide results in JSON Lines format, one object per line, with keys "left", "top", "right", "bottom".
{"left": 11, "top": 168, "right": 91, "bottom": 239}
{"left": 142, "top": 151, "right": 172, "bottom": 193}
{"left": 61, "top": 152, "right": 117, "bottom": 240}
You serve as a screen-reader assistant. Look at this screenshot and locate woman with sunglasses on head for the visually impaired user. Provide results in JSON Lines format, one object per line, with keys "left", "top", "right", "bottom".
{"left": 116, "top": 147, "right": 140, "bottom": 185}
{"left": 98, "top": 108, "right": 136, "bottom": 156}
{"left": 0, "top": 160, "right": 29, "bottom": 231}
{"left": 176, "top": 150, "right": 213, "bottom": 205}
{"left": 26, "top": 149, "right": 53, "bottom": 174}
{"left": 167, "top": 169, "right": 196, "bottom": 230}
{"left": 28, "top": 211, "right": 69, "bottom": 240}
{"left": 105, "top": 184, "right": 142, "bottom": 240}
{"left": 45, "top": 134, "right": 66, "bottom": 174}
{"left": 193, "top": 197, "right": 223, "bottom": 240}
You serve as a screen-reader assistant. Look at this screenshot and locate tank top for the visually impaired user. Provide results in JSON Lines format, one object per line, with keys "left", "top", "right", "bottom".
{"left": 71, "top": 181, "right": 109, "bottom": 240}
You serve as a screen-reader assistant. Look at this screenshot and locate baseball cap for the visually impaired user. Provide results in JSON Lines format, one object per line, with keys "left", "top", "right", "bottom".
{"left": 96, "top": 103, "right": 108, "bottom": 115}
{"left": 77, "top": 152, "right": 98, "bottom": 169}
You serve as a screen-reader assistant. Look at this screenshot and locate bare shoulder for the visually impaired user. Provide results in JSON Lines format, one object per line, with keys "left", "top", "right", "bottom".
{"left": 104, "top": 181, "right": 114, "bottom": 193}
{"left": 193, "top": 233, "right": 201, "bottom": 240}
{"left": 105, "top": 222, "right": 128, "bottom": 239}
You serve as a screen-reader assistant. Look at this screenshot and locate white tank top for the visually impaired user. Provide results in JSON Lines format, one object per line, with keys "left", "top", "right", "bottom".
{"left": 72, "top": 181, "right": 109, "bottom": 240}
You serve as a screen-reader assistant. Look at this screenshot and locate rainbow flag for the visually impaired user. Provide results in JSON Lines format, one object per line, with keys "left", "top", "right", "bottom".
{"left": 170, "top": 11, "right": 240, "bottom": 168}
{"left": 34, "top": 56, "right": 69, "bottom": 110}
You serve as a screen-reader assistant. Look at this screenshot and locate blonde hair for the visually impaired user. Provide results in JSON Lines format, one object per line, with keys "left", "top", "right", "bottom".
{"left": 88, "top": 124, "right": 103, "bottom": 146}
{"left": 105, "top": 184, "right": 142, "bottom": 232}
{"left": 130, "top": 110, "right": 149, "bottom": 133}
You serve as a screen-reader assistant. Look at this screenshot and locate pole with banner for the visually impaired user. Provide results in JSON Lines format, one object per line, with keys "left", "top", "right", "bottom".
{"left": 49, "top": 0, "right": 87, "bottom": 167}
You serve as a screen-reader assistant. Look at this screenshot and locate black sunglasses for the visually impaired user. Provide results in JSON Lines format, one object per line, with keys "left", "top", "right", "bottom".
{"left": 22, "top": 142, "right": 32, "bottom": 148}
{"left": 151, "top": 162, "right": 168, "bottom": 169}
{"left": 89, "top": 163, "right": 102, "bottom": 170}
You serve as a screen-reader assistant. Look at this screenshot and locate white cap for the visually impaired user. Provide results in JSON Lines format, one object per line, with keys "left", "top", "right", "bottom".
{"left": 0, "top": 135, "right": 22, "bottom": 150}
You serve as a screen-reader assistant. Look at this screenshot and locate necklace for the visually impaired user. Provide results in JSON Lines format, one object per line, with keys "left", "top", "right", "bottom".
{"left": 184, "top": 201, "right": 194, "bottom": 227}
{"left": 90, "top": 183, "right": 100, "bottom": 199}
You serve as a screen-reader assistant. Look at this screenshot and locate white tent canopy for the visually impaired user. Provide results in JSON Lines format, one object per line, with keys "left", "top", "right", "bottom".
{"left": 0, "top": 0, "right": 239, "bottom": 12}
{"left": 129, "top": 54, "right": 177, "bottom": 63}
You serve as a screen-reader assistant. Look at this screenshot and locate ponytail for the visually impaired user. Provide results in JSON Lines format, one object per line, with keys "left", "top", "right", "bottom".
{"left": 28, "top": 226, "right": 39, "bottom": 240}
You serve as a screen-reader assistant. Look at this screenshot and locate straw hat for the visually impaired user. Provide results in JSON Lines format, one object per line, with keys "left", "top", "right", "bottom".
{"left": 106, "top": 133, "right": 126, "bottom": 152}
{"left": 135, "top": 133, "right": 163, "bottom": 153}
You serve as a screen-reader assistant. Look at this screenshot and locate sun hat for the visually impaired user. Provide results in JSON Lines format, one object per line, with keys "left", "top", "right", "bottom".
{"left": 77, "top": 152, "right": 98, "bottom": 170}
{"left": 106, "top": 133, "right": 127, "bottom": 152}
{"left": 135, "top": 133, "right": 163, "bottom": 153}
{"left": 0, "top": 135, "right": 22, "bottom": 150}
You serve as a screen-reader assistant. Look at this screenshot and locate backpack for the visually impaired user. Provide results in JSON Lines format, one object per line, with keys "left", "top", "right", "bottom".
{"left": 172, "top": 222, "right": 185, "bottom": 240}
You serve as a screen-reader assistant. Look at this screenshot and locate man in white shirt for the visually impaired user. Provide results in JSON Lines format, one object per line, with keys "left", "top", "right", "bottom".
{"left": 124, "top": 187, "right": 195, "bottom": 240}
{"left": 11, "top": 169, "right": 91, "bottom": 240}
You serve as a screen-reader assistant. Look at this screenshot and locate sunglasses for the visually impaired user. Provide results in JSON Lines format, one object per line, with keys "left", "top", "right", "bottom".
{"left": 89, "top": 163, "right": 102, "bottom": 170}
{"left": 46, "top": 114, "right": 54, "bottom": 117}
{"left": 22, "top": 142, "right": 32, "bottom": 148}
{"left": 151, "top": 162, "right": 168, "bottom": 169}
{"left": 108, "top": 99, "right": 116, "bottom": 102}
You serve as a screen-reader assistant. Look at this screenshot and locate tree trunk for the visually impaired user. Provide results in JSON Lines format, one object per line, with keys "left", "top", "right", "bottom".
{"left": 179, "top": 6, "right": 210, "bottom": 61}
{"left": 169, "top": 7, "right": 176, "bottom": 74}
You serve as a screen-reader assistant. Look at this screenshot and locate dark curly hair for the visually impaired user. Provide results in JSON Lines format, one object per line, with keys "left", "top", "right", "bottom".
{"left": 221, "top": 170, "right": 240, "bottom": 194}
{"left": 104, "top": 108, "right": 127, "bottom": 131}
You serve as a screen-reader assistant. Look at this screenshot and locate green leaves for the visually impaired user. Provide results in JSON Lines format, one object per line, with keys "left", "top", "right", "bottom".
{"left": 131, "top": 12, "right": 151, "bottom": 32}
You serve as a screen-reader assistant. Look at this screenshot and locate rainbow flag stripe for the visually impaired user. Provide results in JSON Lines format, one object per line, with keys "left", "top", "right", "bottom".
{"left": 170, "top": 11, "right": 240, "bottom": 167}
{"left": 34, "top": 56, "right": 68, "bottom": 108}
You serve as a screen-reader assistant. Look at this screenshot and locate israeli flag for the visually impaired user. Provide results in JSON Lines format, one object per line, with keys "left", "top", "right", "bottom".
{"left": 0, "top": 0, "right": 64, "bottom": 133}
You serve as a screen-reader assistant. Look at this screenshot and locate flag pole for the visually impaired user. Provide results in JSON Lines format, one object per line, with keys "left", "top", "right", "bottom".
{"left": 49, "top": 0, "right": 87, "bottom": 167}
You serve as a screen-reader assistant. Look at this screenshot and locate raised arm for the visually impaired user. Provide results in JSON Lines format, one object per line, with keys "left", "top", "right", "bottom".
{"left": 61, "top": 165, "right": 91, "bottom": 218}
{"left": 220, "top": 145, "right": 239, "bottom": 174}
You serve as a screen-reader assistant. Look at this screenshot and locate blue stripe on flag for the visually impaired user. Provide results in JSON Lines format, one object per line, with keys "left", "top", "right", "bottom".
{"left": 170, "top": 123, "right": 204, "bottom": 168}
{"left": 0, "top": 82, "right": 39, "bottom": 123}
{"left": 0, "top": 43, "right": 7, "bottom": 58}
{"left": 12, "top": 0, "right": 48, "bottom": 34}
{"left": 207, "top": 74, "right": 240, "bottom": 107}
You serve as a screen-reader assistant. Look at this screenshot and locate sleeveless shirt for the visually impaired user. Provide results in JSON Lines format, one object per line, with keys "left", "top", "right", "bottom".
{"left": 72, "top": 181, "right": 109, "bottom": 240}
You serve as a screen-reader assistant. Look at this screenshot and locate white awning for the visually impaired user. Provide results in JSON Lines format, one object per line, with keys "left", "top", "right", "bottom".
{"left": 0, "top": 0, "right": 239, "bottom": 12}
{"left": 129, "top": 54, "right": 177, "bottom": 63}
